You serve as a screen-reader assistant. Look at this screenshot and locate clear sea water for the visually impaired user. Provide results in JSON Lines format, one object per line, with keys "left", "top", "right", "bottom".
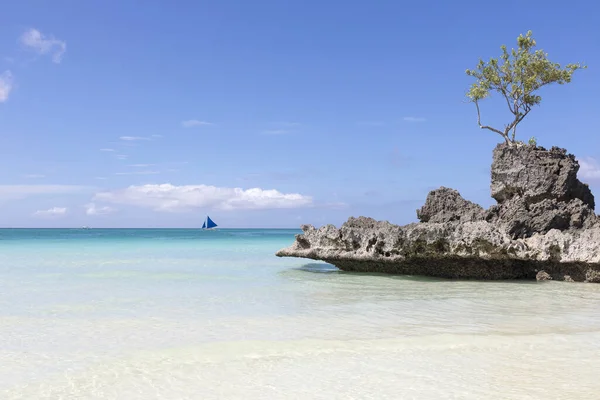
{"left": 1, "top": 228, "right": 600, "bottom": 399}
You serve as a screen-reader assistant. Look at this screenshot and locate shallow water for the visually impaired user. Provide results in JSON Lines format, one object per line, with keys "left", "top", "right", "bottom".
{"left": 1, "top": 229, "right": 599, "bottom": 399}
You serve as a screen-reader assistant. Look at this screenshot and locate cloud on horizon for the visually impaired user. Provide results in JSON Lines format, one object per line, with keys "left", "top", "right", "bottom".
{"left": 33, "top": 207, "right": 67, "bottom": 217}
{"left": 85, "top": 203, "right": 115, "bottom": 216}
{"left": 578, "top": 157, "right": 600, "bottom": 183}
{"left": 181, "top": 120, "right": 213, "bottom": 128}
{"left": 94, "top": 183, "right": 313, "bottom": 212}
{"left": 20, "top": 28, "right": 66, "bottom": 64}
{"left": 0, "top": 71, "right": 13, "bottom": 102}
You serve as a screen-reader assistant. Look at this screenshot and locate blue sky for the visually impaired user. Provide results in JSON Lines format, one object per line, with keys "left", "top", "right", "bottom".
{"left": 1, "top": 0, "right": 599, "bottom": 228}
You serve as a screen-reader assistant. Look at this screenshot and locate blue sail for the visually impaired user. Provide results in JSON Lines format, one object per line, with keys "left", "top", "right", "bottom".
{"left": 201, "top": 221, "right": 206, "bottom": 229}
{"left": 206, "top": 216, "right": 218, "bottom": 229}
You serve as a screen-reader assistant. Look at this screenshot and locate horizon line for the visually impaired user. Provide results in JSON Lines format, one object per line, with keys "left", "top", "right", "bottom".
{"left": 0, "top": 227, "right": 303, "bottom": 230}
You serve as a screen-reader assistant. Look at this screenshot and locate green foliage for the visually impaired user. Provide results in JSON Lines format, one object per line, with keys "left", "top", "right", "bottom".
{"left": 528, "top": 136, "right": 537, "bottom": 146}
{"left": 466, "top": 31, "right": 586, "bottom": 144}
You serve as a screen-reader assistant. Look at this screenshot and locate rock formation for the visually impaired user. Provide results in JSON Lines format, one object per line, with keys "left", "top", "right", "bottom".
{"left": 486, "top": 145, "right": 596, "bottom": 238}
{"left": 416, "top": 187, "right": 485, "bottom": 223}
{"left": 276, "top": 144, "right": 600, "bottom": 282}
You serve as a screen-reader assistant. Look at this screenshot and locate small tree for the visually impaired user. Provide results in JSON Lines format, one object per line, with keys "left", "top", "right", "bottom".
{"left": 466, "top": 31, "right": 586, "bottom": 145}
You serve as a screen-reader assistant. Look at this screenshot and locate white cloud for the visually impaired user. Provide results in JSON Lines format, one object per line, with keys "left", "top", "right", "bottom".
{"left": 578, "top": 157, "right": 600, "bottom": 183}
{"left": 0, "top": 185, "right": 89, "bottom": 201}
{"left": 403, "top": 116, "right": 426, "bottom": 122}
{"left": 0, "top": 70, "right": 13, "bottom": 102}
{"left": 119, "top": 136, "right": 150, "bottom": 141}
{"left": 20, "top": 28, "right": 66, "bottom": 64}
{"left": 94, "top": 183, "right": 313, "bottom": 212}
{"left": 24, "top": 174, "right": 45, "bottom": 179}
{"left": 85, "top": 203, "right": 115, "bottom": 216}
{"left": 115, "top": 154, "right": 128, "bottom": 160}
{"left": 129, "top": 164, "right": 155, "bottom": 167}
{"left": 33, "top": 207, "right": 67, "bottom": 217}
{"left": 100, "top": 148, "right": 115, "bottom": 152}
{"left": 181, "top": 120, "right": 213, "bottom": 128}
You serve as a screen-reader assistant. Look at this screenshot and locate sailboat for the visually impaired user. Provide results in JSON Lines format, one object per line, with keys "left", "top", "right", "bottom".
{"left": 201, "top": 215, "right": 218, "bottom": 230}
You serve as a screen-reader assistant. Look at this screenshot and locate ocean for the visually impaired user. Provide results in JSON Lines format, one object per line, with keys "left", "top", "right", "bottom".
{"left": 1, "top": 228, "right": 599, "bottom": 399}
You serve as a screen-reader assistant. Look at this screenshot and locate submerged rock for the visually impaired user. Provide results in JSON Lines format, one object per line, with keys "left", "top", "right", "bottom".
{"left": 276, "top": 143, "right": 600, "bottom": 282}
{"left": 536, "top": 271, "right": 552, "bottom": 281}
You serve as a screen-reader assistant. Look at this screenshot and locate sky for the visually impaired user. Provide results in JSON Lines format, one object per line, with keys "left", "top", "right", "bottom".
{"left": 1, "top": 0, "right": 600, "bottom": 228}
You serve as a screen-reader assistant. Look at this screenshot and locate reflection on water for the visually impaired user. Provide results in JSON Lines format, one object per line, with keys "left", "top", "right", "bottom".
{"left": 295, "top": 262, "right": 340, "bottom": 273}
{"left": 1, "top": 229, "right": 600, "bottom": 399}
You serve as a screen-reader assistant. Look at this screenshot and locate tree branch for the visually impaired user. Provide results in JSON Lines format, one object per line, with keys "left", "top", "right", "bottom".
{"left": 500, "top": 86, "right": 515, "bottom": 115}
{"left": 489, "top": 63, "right": 515, "bottom": 115}
{"left": 475, "top": 101, "right": 510, "bottom": 143}
{"left": 508, "top": 106, "right": 531, "bottom": 141}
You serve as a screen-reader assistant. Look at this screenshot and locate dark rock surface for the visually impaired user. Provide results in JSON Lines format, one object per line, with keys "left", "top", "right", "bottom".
{"left": 416, "top": 187, "right": 485, "bottom": 223}
{"left": 487, "top": 145, "right": 596, "bottom": 238}
{"left": 276, "top": 143, "right": 600, "bottom": 282}
{"left": 490, "top": 145, "right": 594, "bottom": 206}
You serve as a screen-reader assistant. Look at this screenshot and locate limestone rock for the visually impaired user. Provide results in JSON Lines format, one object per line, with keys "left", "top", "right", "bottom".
{"left": 491, "top": 144, "right": 594, "bottom": 207}
{"left": 491, "top": 197, "right": 597, "bottom": 239}
{"left": 277, "top": 216, "right": 600, "bottom": 281}
{"left": 536, "top": 271, "right": 552, "bottom": 281}
{"left": 276, "top": 143, "right": 600, "bottom": 282}
{"left": 416, "top": 187, "right": 485, "bottom": 223}
{"left": 488, "top": 144, "right": 597, "bottom": 238}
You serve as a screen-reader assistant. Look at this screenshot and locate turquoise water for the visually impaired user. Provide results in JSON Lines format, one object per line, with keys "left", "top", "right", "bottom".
{"left": 1, "top": 229, "right": 600, "bottom": 399}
